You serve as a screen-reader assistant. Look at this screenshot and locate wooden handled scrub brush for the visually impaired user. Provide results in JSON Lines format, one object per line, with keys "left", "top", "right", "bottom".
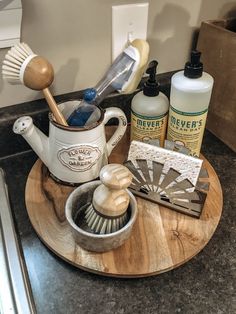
{"left": 85, "top": 164, "right": 133, "bottom": 234}
{"left": 2, "top": 43, "right": 67, "bottom": 126}
{"left": 67, "top": 39, "right": 149, "bottom": 126}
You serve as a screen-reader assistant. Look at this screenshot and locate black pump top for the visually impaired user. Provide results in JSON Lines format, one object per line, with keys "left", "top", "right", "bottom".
{"left": 143, "top": 60, "right": 159, "bottom": 96}
{"left": 184, "top": 50, "right": 203, "bottom": 78}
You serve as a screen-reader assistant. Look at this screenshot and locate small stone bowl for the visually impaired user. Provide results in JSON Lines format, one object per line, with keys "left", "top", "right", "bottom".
{"left": 65, "top": 181, "right": 138, "bottom": 252}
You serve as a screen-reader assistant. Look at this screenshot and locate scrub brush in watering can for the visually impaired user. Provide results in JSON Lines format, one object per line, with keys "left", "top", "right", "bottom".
{"left": 67, "top": 39, "right": 149, "bottom": 126}
{"left": 85, "top": 164, "right": 133, "bottom": 234}
{"left": 2, "top": 43, "right": 67, "bottom": 126}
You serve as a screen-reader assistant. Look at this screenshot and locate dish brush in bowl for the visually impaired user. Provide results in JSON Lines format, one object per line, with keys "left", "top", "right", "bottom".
{"left": 85, "top": 163, "right": 133, "bottom": 234}
{"left": 65, "top": 164, "right": 138, "bottom": 252}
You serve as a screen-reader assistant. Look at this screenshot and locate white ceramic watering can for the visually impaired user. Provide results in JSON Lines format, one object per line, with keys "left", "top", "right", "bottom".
{"left": 13, "top": 100, "right": 127, "bottom": 184}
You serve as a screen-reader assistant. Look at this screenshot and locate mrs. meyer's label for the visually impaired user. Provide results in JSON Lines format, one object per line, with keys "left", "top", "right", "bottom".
{"left": 167, "top": 105, "right": 208, "bottom": 157}
{"left": 131, "top": 110, "right": 168, "bottom": 147}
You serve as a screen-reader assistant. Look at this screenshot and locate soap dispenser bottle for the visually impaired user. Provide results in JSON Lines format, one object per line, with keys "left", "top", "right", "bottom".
{"left": 130, "top": 60, "right": 169, "bottom": 146}
{"left": 166, "top": 50, "right": 214, "bottom": 157}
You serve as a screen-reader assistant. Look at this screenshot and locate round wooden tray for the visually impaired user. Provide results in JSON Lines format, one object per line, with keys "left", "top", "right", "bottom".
{"left": 25, "top": 128, "right": 223, "bottom": 277}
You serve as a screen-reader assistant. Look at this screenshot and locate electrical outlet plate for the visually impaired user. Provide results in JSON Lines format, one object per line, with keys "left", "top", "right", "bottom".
{"left": 112, "top": 3, "right": 149, "bottom": 61}
{"left": 0, "top": 0, "right": 22, "bottom": 49}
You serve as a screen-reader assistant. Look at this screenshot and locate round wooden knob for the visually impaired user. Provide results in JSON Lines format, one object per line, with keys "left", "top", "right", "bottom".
{"left": 24, "top": 56, "right": 54, "bottom": 90}
{"left": 99, "top": 164, "right": 133, "bottom": 190}
{"left": 92, "top": 186, "right": 129, "bottom": 217}
{"left": 92, "top": 164, "right": 133, "bottom": 218}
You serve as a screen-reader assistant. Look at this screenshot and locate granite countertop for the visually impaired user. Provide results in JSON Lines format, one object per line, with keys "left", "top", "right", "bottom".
{"left": 0, "top": 129, "right": 235, "bottom": 314}
{"left": 0, "top": 78, "right": 235, "bottom": 313}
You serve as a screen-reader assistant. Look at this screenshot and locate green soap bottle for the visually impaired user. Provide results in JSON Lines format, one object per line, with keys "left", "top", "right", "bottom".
{"left": 166, "top": 50, "right": 214, "bottom": 157}
{"left": 130, "top": 60, "right": 169, "bottom": 147}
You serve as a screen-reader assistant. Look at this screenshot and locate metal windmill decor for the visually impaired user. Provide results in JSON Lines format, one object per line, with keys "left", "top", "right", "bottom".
{"left": 124, "top": 141, "right": 210, "bottom": 218}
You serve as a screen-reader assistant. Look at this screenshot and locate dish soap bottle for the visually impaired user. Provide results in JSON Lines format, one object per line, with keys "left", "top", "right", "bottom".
{"left": 130, "top": 60, "right": 169, "bottom": 146}
{"left": 167, "top": 50, "right": 214, "bottom": 157}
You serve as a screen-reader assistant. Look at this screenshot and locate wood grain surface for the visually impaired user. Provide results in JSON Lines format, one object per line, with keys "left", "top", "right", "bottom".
{"left": 25, "top": 126, "right": 223, "bottom": 277}
{"left": 197, "top": 19, "right": 236, "bottom": 152}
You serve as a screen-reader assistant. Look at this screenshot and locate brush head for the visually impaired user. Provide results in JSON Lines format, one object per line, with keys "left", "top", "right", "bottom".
{"left": 2, "top": 42, "right": 54, "bottom": 90}
{"left": 122, "top": 39, "right": 150, "bottom": 94}
{"left": 85, "top": 203, "right": 129, "bottom": 234}
{"left": 2, "top": 43, "right": 36, "bottom": 83}
{"left": 85, "top": 164, "right": 133, "bottom": 234}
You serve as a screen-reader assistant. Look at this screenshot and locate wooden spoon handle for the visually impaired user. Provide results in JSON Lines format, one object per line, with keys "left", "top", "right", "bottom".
{"left": 42, "top": 88, "right": 68, "bottom": 126}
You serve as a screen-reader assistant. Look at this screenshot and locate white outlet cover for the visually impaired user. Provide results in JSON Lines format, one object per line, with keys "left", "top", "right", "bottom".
{"left": 0, "top": 0, "right": 22, "bottom": 49}
{"left": 112, "top": 3, "right": 149, "bottom": 61}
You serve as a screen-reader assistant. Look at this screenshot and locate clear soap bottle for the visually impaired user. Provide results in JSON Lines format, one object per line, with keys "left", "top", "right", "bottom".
{"left": 167, "top": 50, "right": 214, "bottom": 157}
{"left": 130, "top": 60, "right": 169, "bottom": 146}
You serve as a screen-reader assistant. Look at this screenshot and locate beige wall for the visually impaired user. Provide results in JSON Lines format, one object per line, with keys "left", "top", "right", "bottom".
{"left": 0, "top": 0, "right": 235, "bottom": 107}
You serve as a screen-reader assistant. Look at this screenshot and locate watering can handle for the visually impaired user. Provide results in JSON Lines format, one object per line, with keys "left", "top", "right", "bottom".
{"left": 103, "top": 107, "right": 127, "bottom": 157}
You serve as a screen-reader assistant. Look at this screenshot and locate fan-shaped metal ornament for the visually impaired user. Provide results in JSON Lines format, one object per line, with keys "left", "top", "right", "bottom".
{"left": 124, "top": 141, "right": 209, "bottom": 218}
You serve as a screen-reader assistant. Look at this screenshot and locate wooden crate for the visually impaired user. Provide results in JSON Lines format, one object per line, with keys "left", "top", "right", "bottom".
{"left": 197, "top": 18, "right": 236, "bottom": 152}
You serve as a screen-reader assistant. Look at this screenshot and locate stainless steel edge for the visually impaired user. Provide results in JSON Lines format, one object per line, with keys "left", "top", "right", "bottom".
{"left": 0, "top": 168, "right": 36, "bottom": 314}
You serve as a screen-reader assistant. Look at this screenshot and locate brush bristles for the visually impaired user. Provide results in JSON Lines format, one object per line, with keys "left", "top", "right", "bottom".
{"left": 2, "top": 42, "right": 35, "bottom": 82}
{"left": 85, "top": 204, "right": 128, "bottom": 234}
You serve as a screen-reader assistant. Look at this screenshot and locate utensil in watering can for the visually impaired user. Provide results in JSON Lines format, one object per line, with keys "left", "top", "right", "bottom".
{"left": 67, "top": 39, "right": 150, "bottom": 127}
{"left": 12, "top": 100, "right": 128, "bottom": 185}
{"left": 2, "top": 42, "right": 67, "bottom": 126}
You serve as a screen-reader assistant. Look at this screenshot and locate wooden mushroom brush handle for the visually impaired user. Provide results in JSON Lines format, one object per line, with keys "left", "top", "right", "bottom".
{"left": 92, "top": 164, "right": 133, "bottom": 218}
{"left": 24, "top": 56, "right": 68, "bottom": 126}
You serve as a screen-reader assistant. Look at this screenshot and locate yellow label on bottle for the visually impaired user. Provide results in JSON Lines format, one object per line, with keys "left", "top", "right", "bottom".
{"left": 167, "top": 105, "right": 208, "bottom": 157}
{"left": 130, "top": 110, "right": 168, "bottom": 147}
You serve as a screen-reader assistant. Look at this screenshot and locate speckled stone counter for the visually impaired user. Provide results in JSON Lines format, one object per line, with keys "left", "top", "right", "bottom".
{"left": 0, "top": 81, "right": 235, "bottom": 313}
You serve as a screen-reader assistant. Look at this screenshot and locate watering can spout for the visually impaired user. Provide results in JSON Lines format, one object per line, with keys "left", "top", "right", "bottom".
{"left": 13, "top": 116, "right": 50, "bottom": 166}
